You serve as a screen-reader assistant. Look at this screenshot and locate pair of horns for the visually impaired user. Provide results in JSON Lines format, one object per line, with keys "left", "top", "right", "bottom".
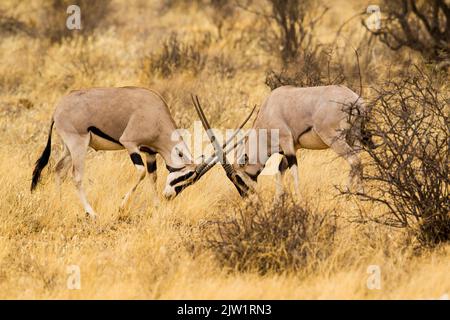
{"left": 191, "top": 94, "right": 255, "bottom": 184}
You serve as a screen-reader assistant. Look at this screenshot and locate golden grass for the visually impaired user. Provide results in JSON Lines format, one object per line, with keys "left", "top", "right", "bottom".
{"left": 0, "top": 0, "right": 448, "bottom": 299}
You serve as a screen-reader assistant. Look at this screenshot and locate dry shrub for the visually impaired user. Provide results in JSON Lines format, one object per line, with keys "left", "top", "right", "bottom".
{"left": 159, "top": 0, "right": 204, "bottom": 12}
{"left": 205, "top": 195, "right": 337, "bottom": 274}
{"left": 267, "top": 0, "right": 327, "bottom": 63}
{"left": 238, "top": 0, "right": 327, "bottom": 64}
{"left": 40, "top": 0, "right": 111, "bottom": 42}
{"left": 143, "top": 33, "right": 210, "bottom": 78}
{"left": 0, "top": 12, "right": 33, "bottom": 36}
{"left": 363, "top": 0, "right": 450, "bottom": 66}
{"left": 344, "top": 65, "right": 449, "bottom": 247}
{"left": 265, "top": 49, "right": 345, "bottom": 89}
{"left": 209, "top": 0, "right": 237, "bottom": 38}
{"left": 208, "top": 53, "right": 236, "bottom": 79}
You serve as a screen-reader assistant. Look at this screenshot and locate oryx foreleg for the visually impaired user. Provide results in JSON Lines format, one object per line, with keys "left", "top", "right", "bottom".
{"left": 287, "top": 155, "right": 300, "bottom": 197}
{"left": 275, "top": 156, "right": 288, "bottom": 201}
{"left": 145, "top": 152, "right": 160, "bottom": 207}
{"left": 329, "top": 137, "right": 363, "bottom": 193}
{"left": 277, "top": 132, "right": 300, "bottom": 199}
{"left": 119, "top": 143, "right": 146, "bottom": 211}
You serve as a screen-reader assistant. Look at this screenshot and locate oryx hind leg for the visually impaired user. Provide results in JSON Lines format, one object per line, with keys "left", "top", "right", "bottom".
{"left": 321, "top": 132, "right": 363, "bottom": 193}
{"left": 54, "top": 143, "right": 71, "bottom": 190}
{"left": 277, "top": 131, "right": 300, "bottom": 199}
{"left": 62, "top": 132, "right": 97, "bottom": 218}
{"left": 118, "top": 140, "right": 146, "bottom": 211}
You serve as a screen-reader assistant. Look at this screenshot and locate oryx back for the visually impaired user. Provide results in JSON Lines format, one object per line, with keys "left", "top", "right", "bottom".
{"left": 53, "top": 87, "right": 177, "bottom": 153}
{"left": 255, "top": 85, "right": 362, "bottom": 150}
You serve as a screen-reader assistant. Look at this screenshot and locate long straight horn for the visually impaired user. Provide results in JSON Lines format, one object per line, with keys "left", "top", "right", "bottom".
{"left": 191, "top": 95, "right": 234, "bottom": 177}
{"left": 222, "top": 104, "right": 256, "bottom": 150}
{"left": 196, "top": 104, "right": 256, "bottom": 177}
{"left": 197, "top": 132, "right": 248, "bottom": 179}
{"left": 191, "top": 95, "right": 253, "bottom": 197}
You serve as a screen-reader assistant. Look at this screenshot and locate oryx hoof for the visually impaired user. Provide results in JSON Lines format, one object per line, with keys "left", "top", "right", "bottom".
{"left": 150, "top": 196, "right": 160, "bottom": 209}
{"left": 85, "top": 211, "right": 97, "bottom": 220}
{"left": 118, "top": 201, "right": 130, "bottom": 214}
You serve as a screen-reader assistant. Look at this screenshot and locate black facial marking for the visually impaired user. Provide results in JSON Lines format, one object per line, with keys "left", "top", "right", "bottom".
{"left": 247, "top": 171, "right": 259, "bottom": 182}
{"left": 130, "top": 153, "right": 144, "bottom": 166}
{"left": 147, "top": 161, "right": 157, "bottom": 173}
{"left": 170, "top": 171, "right": 195, "bottom": 186}
{"left": 166, "top": 165, "right": 185, "bottom": 173}
{"left": 298, "top": 126, "right": 313, "bottom": 138}
{"left": 139, "top": 146, "right": 157, "bottom": 155}
{"left": 174, "top": 186, "right": 183, "bottom": 195}
{"left": 87, "top": 126, "right": 122, "bottom": 145}
{"left": 234, "top": 175, "right": 249, "bottom": 197}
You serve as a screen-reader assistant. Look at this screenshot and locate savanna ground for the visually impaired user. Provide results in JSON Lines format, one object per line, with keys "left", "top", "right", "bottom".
{"left": 0, "top": 0, "right": 448, "bottom": 299}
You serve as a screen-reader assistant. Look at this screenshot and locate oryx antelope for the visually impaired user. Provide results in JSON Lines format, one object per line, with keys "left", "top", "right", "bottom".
{"left": 192, "top": 85, "right": 375, "bottom": 198}
{"left": 31, "top": 87, "right": 253, "bottom": 218}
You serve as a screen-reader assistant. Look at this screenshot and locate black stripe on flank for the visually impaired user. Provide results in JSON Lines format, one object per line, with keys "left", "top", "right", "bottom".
{"left": 166, "top": 165, "right": 185, "bottom": 173}
{"left": 87, "top": 126, "right": 122, "bottom": 145}
{"left": 169, "top": 171, "right": 195, "bottom": 186}
{"left": 147, "top": 161, "right": 157, "bottom": 173}
{"left": 299, "top": 126, "right": 313, "bottom": 137}
{"left": 130, "top": 153, "right": 144, "bottom": 166}
{"left": 140, "top": 146, "right": 157, "bottom": 155}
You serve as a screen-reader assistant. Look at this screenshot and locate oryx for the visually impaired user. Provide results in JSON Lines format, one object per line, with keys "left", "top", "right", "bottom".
{"left": 31, "top": 87, "right": 253, "bottom": 218}
{"left": 192, "top": 85, "right": 375, "bottom": 198}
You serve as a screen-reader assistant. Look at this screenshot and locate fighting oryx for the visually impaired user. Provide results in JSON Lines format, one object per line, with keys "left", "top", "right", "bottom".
{"left": 31, "top": 87, "right": 254, "bottom": 218}
{"left": 192, "top": 85, "right": 375, "bottom": 198}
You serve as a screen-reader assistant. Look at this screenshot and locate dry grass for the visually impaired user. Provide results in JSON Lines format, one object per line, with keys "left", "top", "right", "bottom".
{"left": 0, "top": 0, "right": 448, "bottom": 299}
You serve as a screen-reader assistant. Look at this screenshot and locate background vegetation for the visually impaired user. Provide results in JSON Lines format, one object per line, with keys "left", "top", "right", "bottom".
{"left": 0, "top": 0, "right": 448, "bottom": 299}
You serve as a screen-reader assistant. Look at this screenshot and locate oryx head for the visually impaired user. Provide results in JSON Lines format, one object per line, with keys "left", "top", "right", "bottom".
{"left": 163, "top": 164, "right": 198, "bottom": 199}
{"left": 162, "top": 134, "right": 199, "bottom": 199}
{"left": 233, "top": 144, "right": 265, "bottom": 190}
{"left": 190, "top": 95, "right": 257, "bottom": 197}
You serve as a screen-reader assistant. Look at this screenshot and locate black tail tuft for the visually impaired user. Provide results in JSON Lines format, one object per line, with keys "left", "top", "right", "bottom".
{"left": 31, "top": 121, "right": 54, "bottom": 191}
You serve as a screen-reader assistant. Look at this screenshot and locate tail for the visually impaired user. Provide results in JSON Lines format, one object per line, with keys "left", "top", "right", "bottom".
{"left": 31, "top": 121, "right": 54, "bottom": 191}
